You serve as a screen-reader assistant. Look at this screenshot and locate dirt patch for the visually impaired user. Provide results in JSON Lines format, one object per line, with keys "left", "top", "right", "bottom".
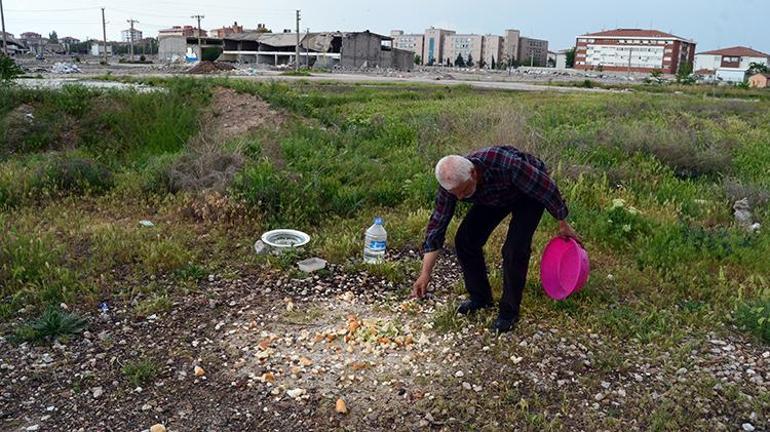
{"left": 186, "top": 61, "right": 236, "bottom": 75}
{"left": 163, "top": 87, "right": 287, "bottom": 193}
{"left": 199, "top": 87, "right": 286, "bottom": 143}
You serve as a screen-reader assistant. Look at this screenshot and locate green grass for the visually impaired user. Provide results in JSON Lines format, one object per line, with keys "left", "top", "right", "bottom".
{"left": 0, "top": 77, "right": 768, "bottom": 354}
{"left": 121, "top": 358, "right": 159, "bottom": 387}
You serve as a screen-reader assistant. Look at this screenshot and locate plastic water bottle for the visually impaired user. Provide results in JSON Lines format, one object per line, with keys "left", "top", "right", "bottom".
{"left": 363, "top": 217, "right": 387, "bottom": 264}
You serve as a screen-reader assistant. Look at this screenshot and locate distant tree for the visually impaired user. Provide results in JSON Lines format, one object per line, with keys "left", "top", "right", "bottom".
{"left": 49, "top": 31, "right": 58, "bottom": 43}
{"left": 748, "top": 62, "right": 769, "bottom": 75}
{"left": 651, "top": 69, "right": 663, "bottom": 78}
{"left": 478, "top": 59, "right": 485, "bottom": 69}
{"left": 676, "top": 62, "right": 696, "bottom": 85}
{"left": 414, "top": 54, "right": 421, "bottom": 65}
{"left": 466, "top": 53, "right": 474, "bottom": 68}
{"left": 565, "top": 47, "right": 576, "bottom": 68}
{"left": 491, "top": 56, "right": 496, "bottom": 70}
{"left": 454, "top": 53, "right": 465, "bottom": 67}
{"left": 0, "top": 54, "right": 23, "bottom": 84}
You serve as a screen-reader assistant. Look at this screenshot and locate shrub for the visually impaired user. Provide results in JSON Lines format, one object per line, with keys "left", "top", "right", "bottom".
{"left": 34, "top": 156, "right": 114, "bottom": 196}
{"left": 0, "top": 55, "right": 23, "bottom": 83}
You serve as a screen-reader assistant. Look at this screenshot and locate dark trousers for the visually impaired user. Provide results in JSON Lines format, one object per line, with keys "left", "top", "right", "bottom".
{"left": 455, "top": 196, "right": 545, "bottom": 319}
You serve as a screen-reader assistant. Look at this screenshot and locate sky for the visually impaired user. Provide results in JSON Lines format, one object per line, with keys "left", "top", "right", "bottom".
{"left": 3, "top": 0, "right": 769, "bottom": 53}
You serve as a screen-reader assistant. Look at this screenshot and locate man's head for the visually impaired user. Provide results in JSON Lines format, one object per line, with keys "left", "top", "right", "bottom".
{"left": 435, "top": 155, "right": 478, "bottom": 199}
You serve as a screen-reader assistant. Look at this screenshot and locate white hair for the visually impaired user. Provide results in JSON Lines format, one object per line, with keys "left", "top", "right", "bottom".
{"left": 435, "top": 155, "right": 474, "bottom": 190}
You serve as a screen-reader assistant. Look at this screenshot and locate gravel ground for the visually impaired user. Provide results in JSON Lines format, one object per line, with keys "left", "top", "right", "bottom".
{"left": 1, "top": 251, "right": 768, "bottom": 431}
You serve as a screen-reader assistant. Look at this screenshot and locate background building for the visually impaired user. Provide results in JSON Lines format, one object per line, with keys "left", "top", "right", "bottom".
{"left": 575, "top": 28, "right": 696, "bottom": 74}
{"left": 390, "top": 30, "right": 424, "bottom": 63}
{"left": 212, "top": 22, "right": 244, "bottom": 39}
{"left": 445, "top": 34, "right": 483, "bottom": 66}
{"left": 158, "top": 26, "right": 207, "bottom": 38}
{"left": 503, "top": 29, "right": 521, "bottom": 64}
{"left": 518, "top": 37, "right": 549, "bottom": 66}
{"left": 482, "top": 35, "right": 504, "bottom": 68}
{"left": 695, "top": 46, "right": 769, "bottom": 73}
{"left": 423, "top": 27, "right": 455, "bottom": 65}
{"left": 122, "top": 28, "right": 143, "bottom": 43}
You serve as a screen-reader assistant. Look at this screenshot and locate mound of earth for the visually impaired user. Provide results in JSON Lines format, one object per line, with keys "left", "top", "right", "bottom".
{"left": 186, "top": 61, "right": 236, "bottom": 75}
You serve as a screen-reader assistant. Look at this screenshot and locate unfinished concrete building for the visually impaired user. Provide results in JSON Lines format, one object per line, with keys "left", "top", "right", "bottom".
{"left": 218, "top": 31, "right": 413, "bottom": 70}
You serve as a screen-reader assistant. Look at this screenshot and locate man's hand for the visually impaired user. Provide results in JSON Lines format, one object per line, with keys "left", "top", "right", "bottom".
{"left": 558, "top": 220, "right": 582, "bottom": 245}
{"left": 411, "top": 273, "right": 431, "bottom": 299}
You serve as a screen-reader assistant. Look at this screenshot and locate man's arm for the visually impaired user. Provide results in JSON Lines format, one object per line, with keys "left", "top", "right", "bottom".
{"left": 411, "top": 188, "right": 456, "bottom": 299}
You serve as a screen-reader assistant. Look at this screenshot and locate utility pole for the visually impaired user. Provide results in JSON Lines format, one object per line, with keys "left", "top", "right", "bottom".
{"left": 1, "top": 0, "right": 8, "bottom": 55}
{"left": 295, "top": 10, "right": 300, "bottom": 70}
{"left": 191, "top": 14, "right": 204, "bottom": 61}
{"left": 101, "top": 8, "right": 108, "bottom": 64}
{"left": 530, "top": 52, "right": 534, "bottom": 67}
{"left": 305, "top": 27, "right": 310, "bottom": 67}
{"left": 127, "top": 18, "right": 139, "bottom": 62}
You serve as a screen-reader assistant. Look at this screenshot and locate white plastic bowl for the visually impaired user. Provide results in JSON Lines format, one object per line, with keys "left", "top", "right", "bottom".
{"left": 260, "top": 229, "right": 310, "bottom": 253}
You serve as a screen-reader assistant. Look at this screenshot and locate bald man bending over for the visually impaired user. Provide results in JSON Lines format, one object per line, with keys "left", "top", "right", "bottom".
{"left": 411, "top": 146, "right": 580, "bottom": 333}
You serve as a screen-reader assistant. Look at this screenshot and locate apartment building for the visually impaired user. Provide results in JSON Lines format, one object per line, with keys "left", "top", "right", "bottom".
{"left": 390, "top": 30, "right": 424, "bottom": 62}
{"left": 574, "top": 28, "right": 696, "bottom": 74}
{"left": 518, "top": 37, "right": 549, "bottom": 66}
{"left": 423, "top": 27, "right": 455, "bottom": 65}
{"left": 483, "top": 35, "right": 504, "bottom": 67}
{"left": 211, "top": 22, "right": 244, "bottom": 39}
{"left": 122, "top": 28, "right": 143, "bottom": 43}
{"left": 503, "top": 29, "right": 521, "bottom": 64}
{"left": 445, "top": 34, "right": 483, "bottom": 66}
{"left": 158, "top": 26, "right": 208, "bottom": 39}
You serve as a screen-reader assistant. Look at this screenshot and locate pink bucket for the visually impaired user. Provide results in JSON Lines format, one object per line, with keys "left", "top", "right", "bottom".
{"left": 540, "top": 237, "right": 590, "bottom": 300}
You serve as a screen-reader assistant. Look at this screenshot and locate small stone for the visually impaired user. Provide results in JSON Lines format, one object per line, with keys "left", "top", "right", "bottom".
{"left": 676, "top": 367, "right": 687, "bottom": 375}
{"left": 511, "top": 356, "right": 523, "bottom": 365}
{"left": 462, "top": 382, "right": 472, "bottom": 390}
{"left": 454, "top": 370, "right": 464, "bottom": 378}
{"left": 91, "top": 387, "right": 103, "bottom": 398}
{"left": 194, "top": 365, "right": 206, "bottom": 377}
{"left": 26, "top": 426, "right": 40, "bottom": 431}
{"left": 335, "top": 398, "right": 348, "bottom": 414}
{"left": 472, "top": 384, "right": 482, "bottom": 392}
{"left": 601, "top": 381, "right": 611, "bottom": 389}
{"left": 287, "top": 388, "right": 306, "bottom": 398}
{"left": 150, "top": 424, "right": 167, "bottom": 432}
{"left": 742, "top": 423, "right": 755, "bottom": 432}
{"left": 594, "top": 392, "right": 605, "bottom": 401}
{"left": 142, "top": 403, "right": 152, "bottom": 411}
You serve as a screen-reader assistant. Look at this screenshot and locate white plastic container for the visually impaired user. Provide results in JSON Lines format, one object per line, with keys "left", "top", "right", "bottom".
{"left": 363, "top": 217, "right": 387, "bottom": 264}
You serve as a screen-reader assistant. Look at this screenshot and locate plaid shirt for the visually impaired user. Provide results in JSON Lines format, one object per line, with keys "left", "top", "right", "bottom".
{"left": 422, "top": 146, "right": 568, "bottom": 253}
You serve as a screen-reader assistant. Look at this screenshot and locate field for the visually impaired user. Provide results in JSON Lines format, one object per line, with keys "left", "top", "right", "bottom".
{"left": 1, "top": 77, "right": 769, "bottom": 431}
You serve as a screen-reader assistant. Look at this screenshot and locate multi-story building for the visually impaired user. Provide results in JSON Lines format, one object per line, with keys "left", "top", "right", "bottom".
{"left": 158, "top": 26, "right": 208, "bottom": 39}
{"left": 574, "top": 28, "right": 696, "bottom": 74}
{"left": 482, "top": 35, "right": 504, "bottom": 68}
{"left": 122, "top": 28, "right": 143, "bottom": 43}
{"left": 422, "top": 27, "right": 455, "bottom": 65}
{"left": 390, "top": 30, "right": 424, "bottom": 62}
{"left": 212, "top": 22, "right": 244, "bottom": 39}
{"left": 503, "top": 29, "right": 521, "bottom": 64}
{"left": 444, "top": 34, "right": 483, "bottom": 66}
{"left": 518, "top": 37, "right": 549, "bottom": 66}
{"left": 695, "top": 46, "right": 768, "bottom": 73}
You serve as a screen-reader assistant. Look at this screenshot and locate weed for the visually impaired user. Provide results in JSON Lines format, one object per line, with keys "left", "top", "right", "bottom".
{"left": 432, "top": 299, "right": 463, "bottom": 333}
{"left": 121, "top": 358, "right": 159, "bottom": 387}
{"left": 13, "top": 307, "right": 88, "bottom": 343}
{"left": 735, "top": 299, "right": 770, "bottom": 343}
{"left": 133, "top": 294, "right": 172, "bottom": 317}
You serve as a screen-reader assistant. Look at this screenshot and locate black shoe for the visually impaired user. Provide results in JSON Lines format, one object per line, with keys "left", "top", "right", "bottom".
{"left": 456, "top": 299, "right": 493, "bottom": 316}
{"left": 491, "top": 316, "right": 519, "bottom": 333}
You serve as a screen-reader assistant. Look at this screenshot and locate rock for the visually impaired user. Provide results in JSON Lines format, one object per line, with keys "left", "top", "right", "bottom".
{"left": 26, "top": 426, "right": 40, "bottom": 431}
{"left": 676, "top": 367, "right": 687, "bottom": 375}
{"left": 287, "top": 388, "right": 306, "bottom": 399}
{"left": 742, "top": 423, "right": 755, "bottom": 432}
{"left": 150, "top": 424, "right": 167, "bottom": 432}
{"left": 91, "top": 387, "right": 104, "bottom": 398}
{"left": 462, "top": 382, "right": 472, "bottom": 390}
{"left": 511, "top": 356, "right": 523, "bottom": 365}
{"left": 594, "top": 392, "right": 604, "bottom": 401}
{"left": 454, "top": 370, "right": 464, "bottom": 378}
{"left": 335, "top": 398, "right": 348, "bottom": 414}
{"left": 194, "top": 365, "right": 206, "bottom": 377}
